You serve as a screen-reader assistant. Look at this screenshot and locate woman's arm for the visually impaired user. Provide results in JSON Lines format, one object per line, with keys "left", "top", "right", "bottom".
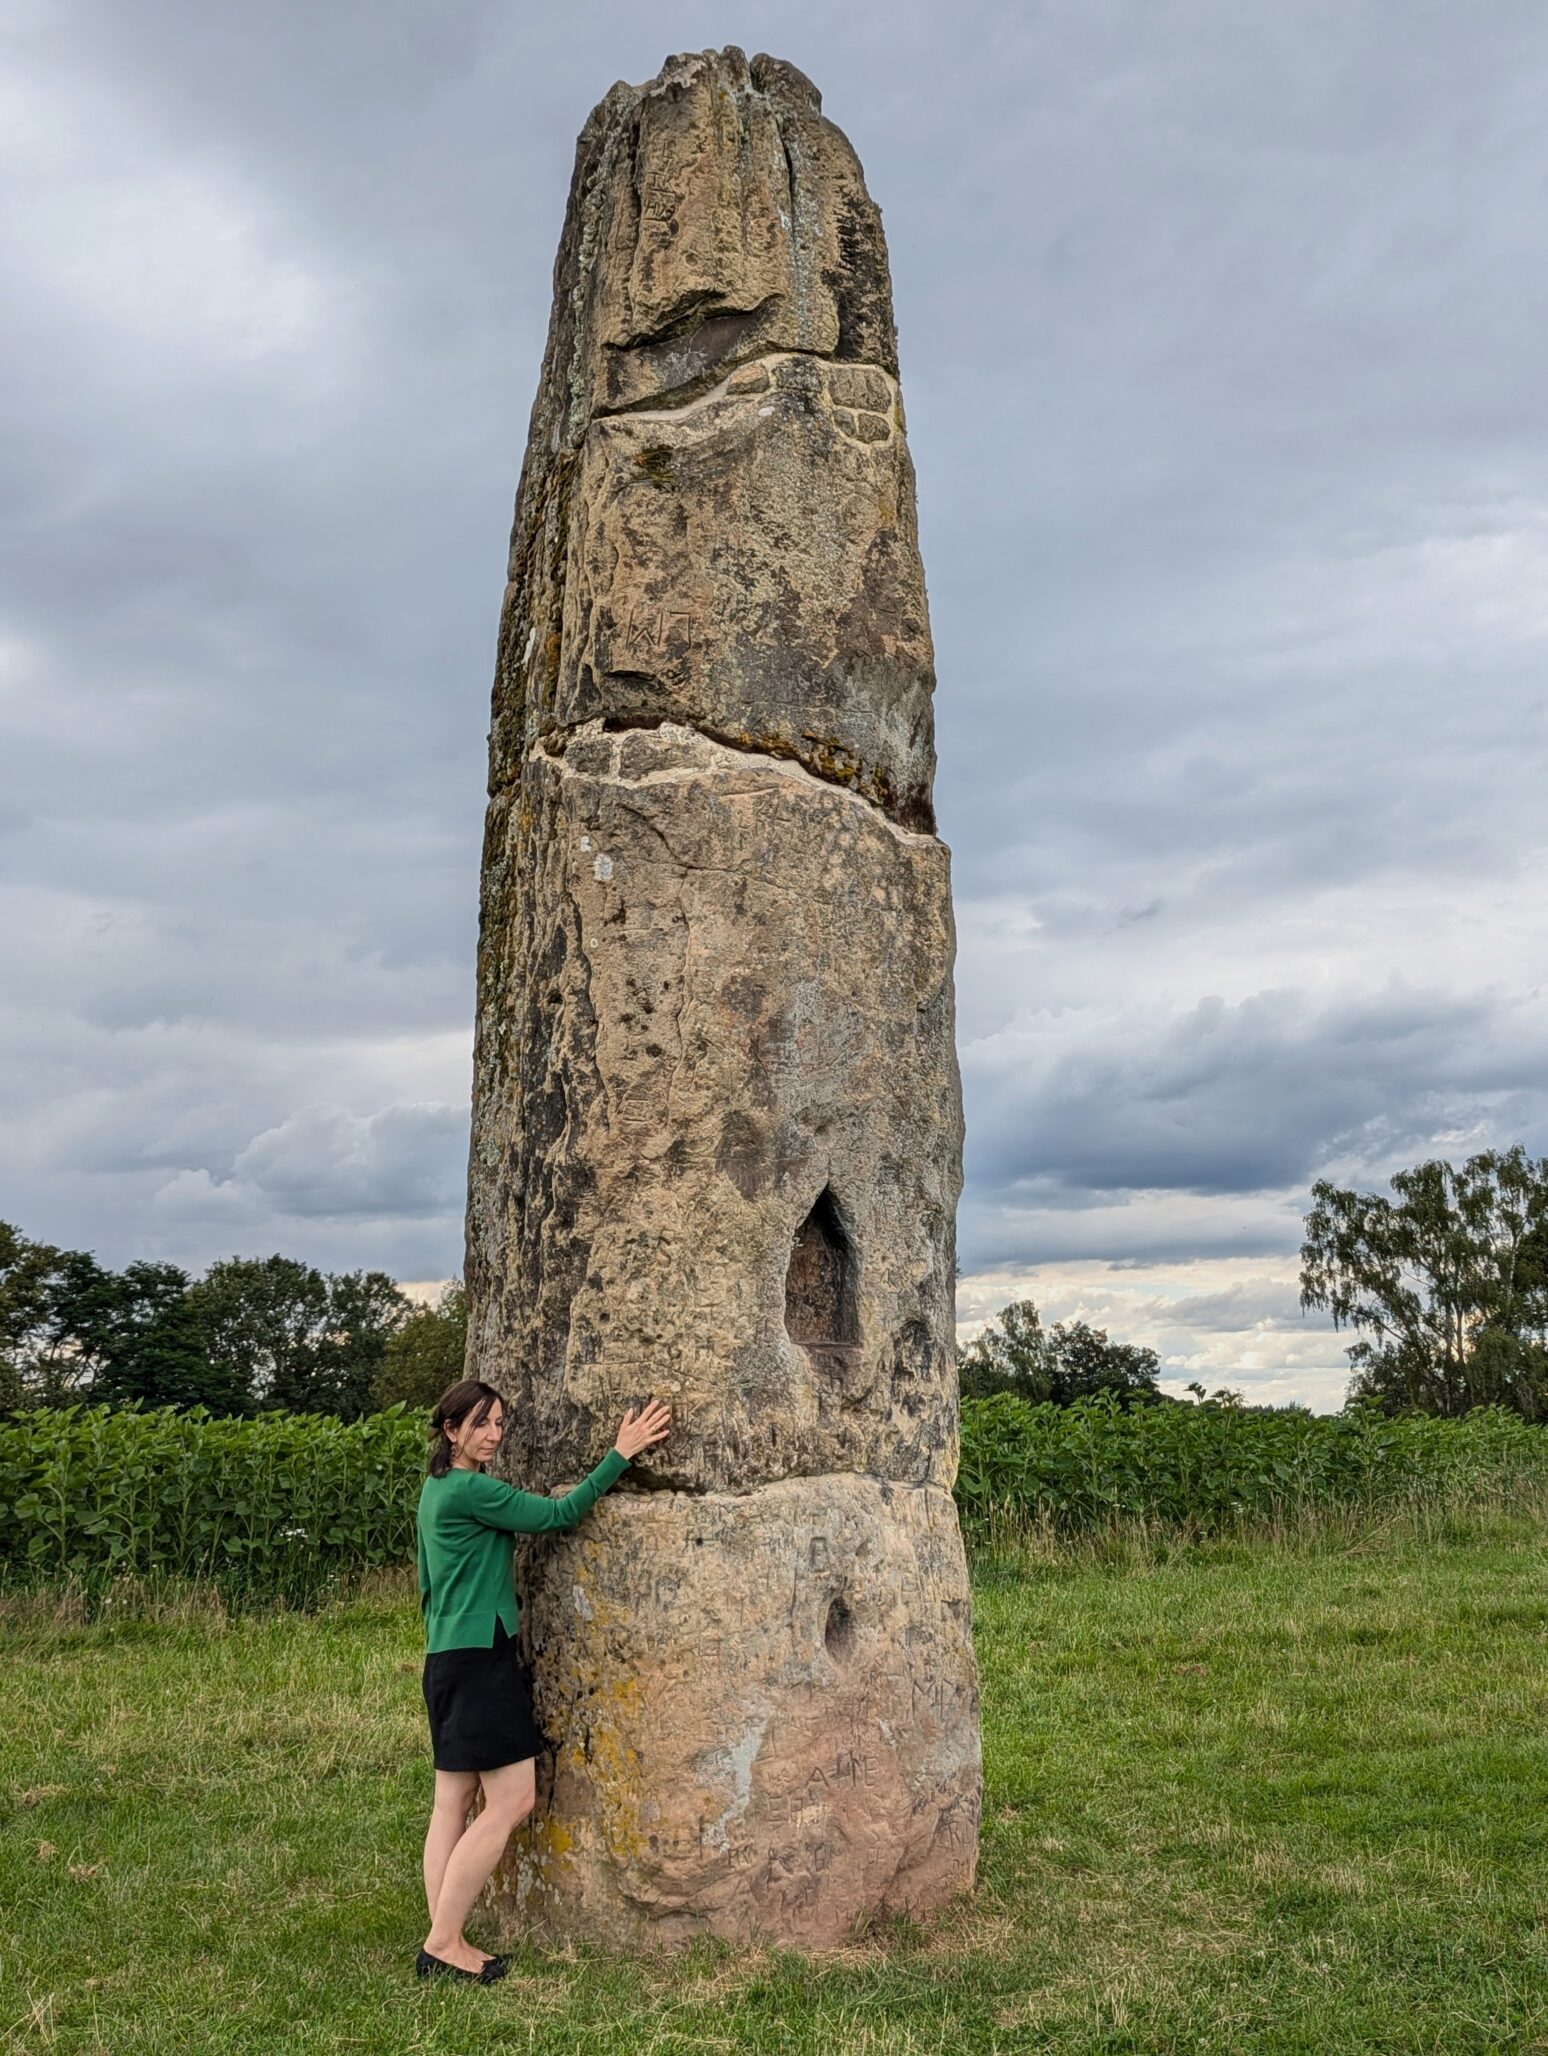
{"left": 463, "top": 1447, "right": 630, "bottom": 1534}
{"left": 463, "top": 1403, "right": 671, "bottom": 1533}
{"left": 464, "top": 1406, "right": 670, "bottom": 1537}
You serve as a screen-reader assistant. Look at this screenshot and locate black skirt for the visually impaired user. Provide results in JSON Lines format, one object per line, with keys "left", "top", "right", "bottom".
{"left": 422, "top": 1617, "right": 549, "bottom": 1772}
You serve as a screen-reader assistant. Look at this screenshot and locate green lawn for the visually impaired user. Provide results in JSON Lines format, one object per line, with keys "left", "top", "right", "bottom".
{"left": 3, "top": 1495, "right": 1547, "bottom": 2054}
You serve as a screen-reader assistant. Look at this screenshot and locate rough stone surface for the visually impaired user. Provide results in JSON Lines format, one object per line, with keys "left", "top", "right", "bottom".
{"left": 468, "top": 723, "right": 959, "bottom": 1496}
{"left": 467, "top": 45, "right": 979, "bottom": 1950}
{"left": 491, "top": 1479, "right": 978, "bottom": 1950}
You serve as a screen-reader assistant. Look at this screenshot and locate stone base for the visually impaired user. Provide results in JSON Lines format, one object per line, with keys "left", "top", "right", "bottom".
{"left": 488, "top": 1475, "right": 981, "bottom": 1950}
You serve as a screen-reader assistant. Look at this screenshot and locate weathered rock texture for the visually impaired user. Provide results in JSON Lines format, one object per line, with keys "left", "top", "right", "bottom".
{"left": 466, "top": 46, "right": 980, "bottom": 1951}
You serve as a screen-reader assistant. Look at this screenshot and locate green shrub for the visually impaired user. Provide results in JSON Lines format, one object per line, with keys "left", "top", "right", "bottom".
{"left": 0, "top": 1400, "right": 427, "bottom": 1608}
{"left": 955, "top": 1389, "right": 1548, "bottom": 1540}
{"left": 3, "top": 1396, "right": 1544, "bottom": 1612}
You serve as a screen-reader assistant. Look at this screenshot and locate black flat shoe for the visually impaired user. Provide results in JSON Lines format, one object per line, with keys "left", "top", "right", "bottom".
{"left": 416, "top": 1947, "right": 472, "bottom": 1981}
{"left": 416, "top": 1947, "right": 508, "bottom": 1984}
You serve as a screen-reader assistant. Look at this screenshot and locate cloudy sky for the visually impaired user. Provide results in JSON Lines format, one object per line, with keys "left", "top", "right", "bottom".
{"left": 6, "top": 0, "right": 1547, "bottom": 1409}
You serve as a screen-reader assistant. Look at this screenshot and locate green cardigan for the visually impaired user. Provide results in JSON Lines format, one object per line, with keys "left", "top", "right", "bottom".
{"left": 416, "top": 1447, "right": 630, "bottom": 1654}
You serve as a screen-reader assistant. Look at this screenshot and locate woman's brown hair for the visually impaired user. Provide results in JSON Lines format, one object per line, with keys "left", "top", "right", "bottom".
{"left": 427, "top": 1379, "right": 503, "bottom": 1477}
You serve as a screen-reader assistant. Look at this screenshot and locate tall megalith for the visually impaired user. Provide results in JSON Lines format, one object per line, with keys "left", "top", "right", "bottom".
{"left": 466, "top": 46, "right": 980, "bottom": 1950}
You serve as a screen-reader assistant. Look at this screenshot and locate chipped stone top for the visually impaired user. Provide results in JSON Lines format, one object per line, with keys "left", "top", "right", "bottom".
{"left": 490, "top": 48, "right": 938, "bottom": 833}
{"left": 541, "top": 46, "right": 897, "bottom": 440}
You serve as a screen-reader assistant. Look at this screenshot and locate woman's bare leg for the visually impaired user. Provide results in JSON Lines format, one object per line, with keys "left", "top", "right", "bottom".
{"left": 423, "top": 1770, "right": 481, "bottom": 1927}
{"left": 423, "top": 1758, "right": 535, "bottom": 1971}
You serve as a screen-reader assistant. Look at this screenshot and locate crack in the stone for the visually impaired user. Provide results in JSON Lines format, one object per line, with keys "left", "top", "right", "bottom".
{"left": 612, "top": 289, "right": 768, "bottom": 355}
{"left": 535, "top": 715, "right": 935, "bottom": 839}
{"left": 589, "top": 346, "right": 891, "bottom": 425}
{"left": 609, "top": 1469, "right": 958, "bottom": 1502}
{"left": 779, "top": 125, "right": 800, "bottom": 239}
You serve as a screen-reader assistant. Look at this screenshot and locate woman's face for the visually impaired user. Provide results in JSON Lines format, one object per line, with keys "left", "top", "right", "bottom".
{"left": 452, "top": 1398, "right": 505, "bottom": 1465}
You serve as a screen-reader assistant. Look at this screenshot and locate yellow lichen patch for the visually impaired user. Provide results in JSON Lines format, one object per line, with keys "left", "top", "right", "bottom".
{"left": 581, "top": 1672, "right": 652, "bottom": 1867}
{"left": 800, "top": 731, "right": 864, "bottom": 788}
{"left": 534, "top": 1815, "right": 574, "bottom": 1859}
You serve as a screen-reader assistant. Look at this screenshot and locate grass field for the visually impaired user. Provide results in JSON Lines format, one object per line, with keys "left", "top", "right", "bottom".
{"left": 3, "top": 1489, "right": 1547, "bottom": 2054}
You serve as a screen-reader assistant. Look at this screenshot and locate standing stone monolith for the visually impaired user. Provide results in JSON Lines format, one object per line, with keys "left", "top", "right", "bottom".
{"left": 466, "top": 46, "right": 980, "bottom": 1950}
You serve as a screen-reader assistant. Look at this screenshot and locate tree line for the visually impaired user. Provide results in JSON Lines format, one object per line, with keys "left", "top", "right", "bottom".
{"left": 5, "top": 1144, "right": 1547, "bottom": 1423}
{"left": 0, "top": 1225, "right": 467, "bottom": 1420}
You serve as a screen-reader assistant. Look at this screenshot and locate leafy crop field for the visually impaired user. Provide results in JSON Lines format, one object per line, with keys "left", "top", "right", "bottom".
{"left": 4, "top": 1484, "right": 1547, "bottom": 2054}
{"left": 5, "top": 1399, "right": 1545, "bottom": 1608}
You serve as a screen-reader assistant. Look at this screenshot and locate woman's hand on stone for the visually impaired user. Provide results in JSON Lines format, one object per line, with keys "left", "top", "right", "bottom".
{"left": 614, "top": 1398, "right": 672, "bottom": 1461}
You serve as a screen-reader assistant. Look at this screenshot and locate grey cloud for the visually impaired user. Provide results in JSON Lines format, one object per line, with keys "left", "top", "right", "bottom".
{"left": 959, "top": 1196, "right": 1305, "bottom": 1274}
{"left": 157, "top": 1102, "right": 465, "bottom": 1222}
{"left": 965, "top": 985, "right": 1548, "bottom": 1205}
{"left": 1139, "top": 1282, "right": 1308, "bottom": 1334}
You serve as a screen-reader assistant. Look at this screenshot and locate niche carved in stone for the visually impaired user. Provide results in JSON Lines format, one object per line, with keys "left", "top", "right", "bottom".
{"left": 784, "top": 1186, "right": 859, "bottom": 1352}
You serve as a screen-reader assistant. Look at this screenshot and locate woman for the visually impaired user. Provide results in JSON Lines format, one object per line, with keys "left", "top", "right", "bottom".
{"left": 415, "top": 1377, "right": 671, "bottom": 1983}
